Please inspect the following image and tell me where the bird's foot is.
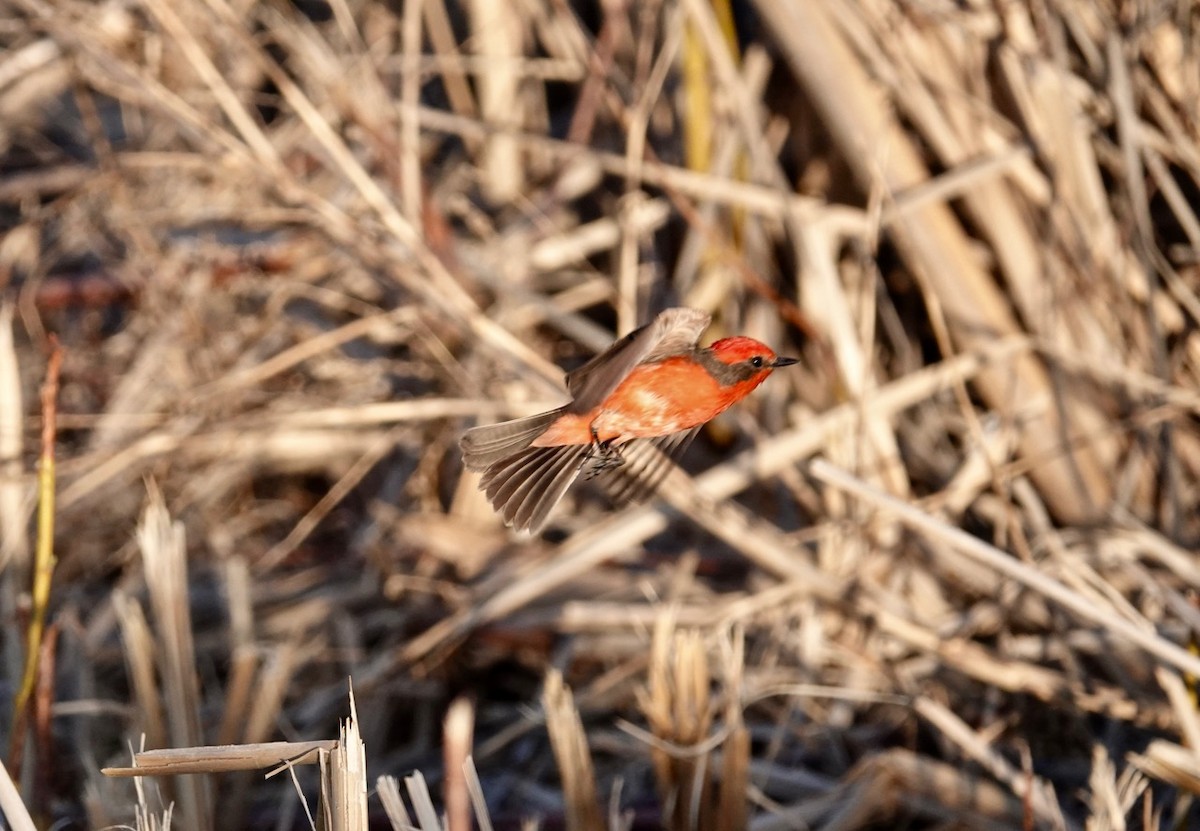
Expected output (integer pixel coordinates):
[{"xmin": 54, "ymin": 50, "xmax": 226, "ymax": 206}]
[{"xmin": 583, "ymin": 437, "xmax": 624, "ymax": 478}]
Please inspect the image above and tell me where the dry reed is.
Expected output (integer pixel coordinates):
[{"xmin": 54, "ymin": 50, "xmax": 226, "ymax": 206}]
[{"xmin": 0, "ymin": 0, "xmax": 1198, "ymax": 829}]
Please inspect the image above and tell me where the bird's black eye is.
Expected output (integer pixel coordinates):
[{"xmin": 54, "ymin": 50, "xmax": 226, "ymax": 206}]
[{"xmin": 750, "ymin": 356, "xmax": 765, "ymax": 368}]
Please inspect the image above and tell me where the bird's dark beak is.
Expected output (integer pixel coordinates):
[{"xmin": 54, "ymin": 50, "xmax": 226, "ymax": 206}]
[{"xmin": 771, "ymin": 356, "xmax": 798, "ymax": 368}]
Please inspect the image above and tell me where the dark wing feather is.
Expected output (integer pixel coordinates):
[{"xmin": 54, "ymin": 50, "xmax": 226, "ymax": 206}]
[
  {"xmin": 595, "ymin": 427, "xmax": 700, "ymax": 505},
  {"xmin": 565, "ymin": 308, "xmax": 710, "ymax": 414}
]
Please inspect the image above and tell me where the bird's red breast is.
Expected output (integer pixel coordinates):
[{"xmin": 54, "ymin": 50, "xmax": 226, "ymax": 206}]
[{"xmin": 531, "ymin": 353, "xmax": 774, "ymax": 447}]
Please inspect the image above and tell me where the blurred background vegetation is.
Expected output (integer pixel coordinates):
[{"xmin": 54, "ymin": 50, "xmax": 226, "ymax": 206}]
[{"xmin": 2, "ymin": 0, "xmax": 1200, "ymax": 828}]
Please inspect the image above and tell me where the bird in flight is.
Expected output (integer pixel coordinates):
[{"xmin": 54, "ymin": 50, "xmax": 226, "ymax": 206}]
[{"xmin": 461, "ymin": 307, "xmax": 796, "ymax": 532}]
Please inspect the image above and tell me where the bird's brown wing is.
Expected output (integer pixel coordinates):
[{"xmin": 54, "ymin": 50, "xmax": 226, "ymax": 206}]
[{"xmin": 565, "ymin": 307, "xmax": 711, "ymax": 414}]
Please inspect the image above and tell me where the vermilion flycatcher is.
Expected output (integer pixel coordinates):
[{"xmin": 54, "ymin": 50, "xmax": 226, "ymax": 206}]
[{"xmin": 461, "ymin": 307, "xmax": 796, "ymax": 531}]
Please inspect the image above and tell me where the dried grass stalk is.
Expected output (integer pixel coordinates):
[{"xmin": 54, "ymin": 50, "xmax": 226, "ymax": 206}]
[
  {"xmin": 442, "ymin": 696, "xmax": 474, "ymax": 831},
  {"xmin": 4, "ymin": 0, "xmax": 1200, "ymax": 827},
  {"xmin": 112, "ymin": 593, "xmax": 168, "ymax": 751},
  {"xmin": 376, "ymin": 774, "xmax": 413, "ymax": 830},
  {"xmin": 396, "ymin": 770, "xmax": 441, "ymax": 830},
  {"xmin": 715, "ymin": 629, "xmax": 748, "ymax": 831},
  {"xmin": 103, "ymin": 741, "xmax": 337, "ymax": 777},
  {"xmin": 753, "ymin": 0, "xmax": 1114, "ymax": 524},
  {"xmin": 543, "ymin": 670, "xmax": 604, "ymax": 831},
  {"xmin": 1128, "ymin": 740, "xmax": 1200, "ymax": 796},
  {"xmin": 467, "ymin": 0, "xmax": 526, "ymax": 202},
  {"xmin": 638, "ymin": 616, "xmax": 715, "ymax": 831},
  {"xmin": 1085, "ymin": 745, "xmax": 1150, "ymax": 831},
  {"xmin": 0, "ymin": 754, "xmax": 36, "ymax": 831},
  {"xmin": 0, "ymin": 301, "xmax": 28, "ymax": 572},
  {"xmin": 136, "ymin": 487, "xmax": 211, "ymax": 830}
]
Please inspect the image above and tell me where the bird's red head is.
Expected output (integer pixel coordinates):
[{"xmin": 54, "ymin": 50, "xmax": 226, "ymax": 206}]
[
  {"xmin": 711, "ymin": 336, "xmax": 798, "ymax": 368},
  {"xmin": 704, "ymin": 336, "xmax": 798, "ymax": 390},
  {"xmin": 709, "ymin": 336, "xmax": 780, "ymax": 365}
]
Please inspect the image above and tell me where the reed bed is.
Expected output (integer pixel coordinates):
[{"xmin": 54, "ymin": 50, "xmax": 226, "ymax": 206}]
[{"xmin": 1, "ymin": 0, "xmax": 1199, "ymax": 828}]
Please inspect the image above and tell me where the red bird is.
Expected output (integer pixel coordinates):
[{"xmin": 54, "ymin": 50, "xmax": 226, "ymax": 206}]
[{"xmin": 461, "ymin": 307, "xmax": 796, "ymax": 532}]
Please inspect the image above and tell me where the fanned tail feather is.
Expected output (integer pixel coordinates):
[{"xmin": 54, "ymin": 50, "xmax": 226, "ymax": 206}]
[
  {"xmin": 460, "ymin": 408, "xmax": 566, "ymax": 471},
  {"xmin": 463, "ymin": 415, "xmax": 698, "ymax": 532}
]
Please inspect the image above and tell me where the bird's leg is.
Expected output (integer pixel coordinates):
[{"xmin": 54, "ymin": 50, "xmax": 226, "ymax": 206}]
[{"xmin": 583, "ymin": 426, "xmax": 625, "ymax": 478}]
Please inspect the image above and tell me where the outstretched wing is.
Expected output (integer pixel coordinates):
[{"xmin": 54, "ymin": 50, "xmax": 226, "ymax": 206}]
[{"xmin": 565, "ymin": 307, "xmax": 710, "ymax": 414}]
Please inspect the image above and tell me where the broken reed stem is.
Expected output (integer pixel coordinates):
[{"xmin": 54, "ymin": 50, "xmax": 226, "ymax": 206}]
[
  {"xmin": 319, "ymin": 689, "xmax": 368, "ymax": 831},
  {"xmin": 543, "ymin": 671, "xmax": 604, "ymax": 831},
  {"xmin": 103, "ymin": 741, "xmax": 337, "ymax": 777},
  {"xmin": 0, "ymin": 301, "xmax": 25, "ymax": 574},
  {"xmin": 137, "ymin": 487, "xmax": 211, "ymax": 830},
  {"xmin": 716, "ymin": 627, "xmax": 748, "ymax": 831},
  {"xmin": 638, "ymin": 615, "xmax": 718, "ymax": 831},
  {"xmin": 8, "ymin": 337, "xmax": 62, "ymax": 776}
]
